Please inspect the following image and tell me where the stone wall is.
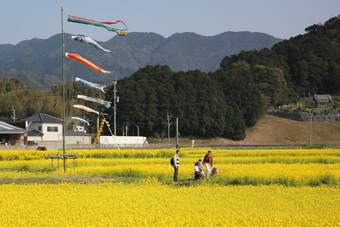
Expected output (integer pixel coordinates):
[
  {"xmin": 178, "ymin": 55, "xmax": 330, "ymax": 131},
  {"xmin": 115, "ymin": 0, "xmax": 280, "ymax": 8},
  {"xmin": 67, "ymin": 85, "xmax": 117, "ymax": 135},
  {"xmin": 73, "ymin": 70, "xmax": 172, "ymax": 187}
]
[{"xmin": 301, "ymin": 112, "xmax": 340, "ymax": 122}]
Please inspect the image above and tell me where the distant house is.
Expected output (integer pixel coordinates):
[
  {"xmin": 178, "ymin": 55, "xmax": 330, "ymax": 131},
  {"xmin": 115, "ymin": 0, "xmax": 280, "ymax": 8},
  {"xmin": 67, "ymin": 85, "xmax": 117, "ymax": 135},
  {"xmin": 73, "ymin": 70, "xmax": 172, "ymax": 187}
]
[
  {"xmin": 25, "ymin": 113, "xmax": 63, "ymax": 142},
  {"xmin": 66, "ymin": 131, "xmax": 91, "ymax": 145},
  {"xmin": 0, "ymin": 121, "xmax": 26, "ymax": 146},
  {"xmin": 314, "ymin": 95, "xmax": 332, "ymax": 108},
  {"xmin": 25, "ymin": 113, "xmax": 91, "ymax": 147}
]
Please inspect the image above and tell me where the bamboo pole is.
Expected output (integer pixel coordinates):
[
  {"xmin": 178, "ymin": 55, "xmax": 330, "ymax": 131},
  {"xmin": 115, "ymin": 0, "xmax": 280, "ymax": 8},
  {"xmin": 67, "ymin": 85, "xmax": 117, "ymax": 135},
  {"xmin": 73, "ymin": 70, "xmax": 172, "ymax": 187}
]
[{"xmin": 61, "ymin": 7, "xmax": 67, "ymax": 172}]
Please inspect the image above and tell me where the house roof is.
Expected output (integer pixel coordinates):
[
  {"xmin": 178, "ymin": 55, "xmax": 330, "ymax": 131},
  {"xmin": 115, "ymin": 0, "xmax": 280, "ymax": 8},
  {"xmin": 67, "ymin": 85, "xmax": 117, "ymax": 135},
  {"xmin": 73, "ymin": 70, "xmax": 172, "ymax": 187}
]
[
  {"xmin": 25, "ymin": 113, "xmax": 62, "ymax": 123},
  {"xmin": 65, "ymin": 131, "xmax": 91, "ymax": 136},
  {"xmin": 314, "ymin": 95, "xmax": 332, "ymax": 102},
  {"xmin": 0, "ymin": 121, "xmax": 26, "ymax": 134},
  {"xmin": 27, "ymin": 129, "xmax": 44, "ymax": 137}
]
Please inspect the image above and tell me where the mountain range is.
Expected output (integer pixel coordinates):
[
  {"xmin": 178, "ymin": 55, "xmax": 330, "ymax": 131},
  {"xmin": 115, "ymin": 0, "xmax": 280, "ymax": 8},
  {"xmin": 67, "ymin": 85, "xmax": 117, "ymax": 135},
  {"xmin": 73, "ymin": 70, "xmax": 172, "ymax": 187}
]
[{"xmin": 0, "ymin": 32, "xmax": 281, "ymax": 89}]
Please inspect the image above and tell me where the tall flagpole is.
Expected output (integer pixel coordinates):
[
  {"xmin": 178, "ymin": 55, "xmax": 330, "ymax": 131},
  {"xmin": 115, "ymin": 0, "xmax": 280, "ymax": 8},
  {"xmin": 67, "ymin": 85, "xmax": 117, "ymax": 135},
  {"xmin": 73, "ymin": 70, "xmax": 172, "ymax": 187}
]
[{"xmin": 61, "ymin": 7, "xmax": 67, "ymax": 172}]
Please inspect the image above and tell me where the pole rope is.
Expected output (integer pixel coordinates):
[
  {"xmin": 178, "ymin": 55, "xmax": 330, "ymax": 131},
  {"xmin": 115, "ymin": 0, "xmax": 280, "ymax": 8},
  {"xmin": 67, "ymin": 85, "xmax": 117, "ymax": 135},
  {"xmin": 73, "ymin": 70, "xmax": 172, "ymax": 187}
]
[{"xmin": 103, "ymin": 117, "xmax": 120, "ymax": 150}]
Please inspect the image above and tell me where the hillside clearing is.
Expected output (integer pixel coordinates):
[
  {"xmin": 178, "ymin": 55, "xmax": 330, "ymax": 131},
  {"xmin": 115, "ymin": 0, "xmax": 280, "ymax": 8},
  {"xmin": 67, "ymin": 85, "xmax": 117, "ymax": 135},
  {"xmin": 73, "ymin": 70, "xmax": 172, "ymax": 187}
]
[{"xmin": 171, "ymin": 114, "xmax": 340, "ymax": 147}]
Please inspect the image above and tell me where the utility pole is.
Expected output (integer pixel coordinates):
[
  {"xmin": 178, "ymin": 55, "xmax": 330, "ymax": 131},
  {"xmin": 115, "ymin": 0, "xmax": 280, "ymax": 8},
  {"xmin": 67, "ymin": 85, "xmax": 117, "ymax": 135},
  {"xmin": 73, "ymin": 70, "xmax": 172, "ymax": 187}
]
[
  {"xmin": 11, "ymin": 106, "xmax": 16, "ymax": 122},
  {"xmin": 83, "ymin": 111, "xmax": 86, "ymax": 128},
  {"xmin": 113, "ymin": 77, "xmax": 117, "ymax": 136},
  {"xmin": 136, "ymin": 125, "xmax": 139, "ymax": 137},
  {"xmin": 167, "ymin": 114, "xmax": 173, "ymax": 147},
  {"xmin": 97, "ymin": 116, "xmax": 99, "ymax": 146},
  {"xmin": 310, "ymin": 109, "xmax": 313, "ymax": 145}
]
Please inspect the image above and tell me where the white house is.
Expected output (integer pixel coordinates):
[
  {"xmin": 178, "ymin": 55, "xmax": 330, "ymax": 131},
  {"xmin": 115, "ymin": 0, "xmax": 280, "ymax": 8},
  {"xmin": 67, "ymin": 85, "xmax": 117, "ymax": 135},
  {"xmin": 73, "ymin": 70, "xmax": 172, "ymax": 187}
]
[
  {"xmin": 25, "ymin": 113, "xmax": 91, "ymax": 147},
  {"xmin": 25, "ymin": 113, "xmax": 63, "ymax": 142}
]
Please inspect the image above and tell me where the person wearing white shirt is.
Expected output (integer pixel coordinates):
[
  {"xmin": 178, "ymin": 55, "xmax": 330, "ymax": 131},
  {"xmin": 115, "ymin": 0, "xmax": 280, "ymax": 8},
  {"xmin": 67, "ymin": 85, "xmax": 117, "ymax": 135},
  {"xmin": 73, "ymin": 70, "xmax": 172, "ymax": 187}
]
[{"xmin": 173, "ymin": 150, "xmax": 180, "ymax": 182}]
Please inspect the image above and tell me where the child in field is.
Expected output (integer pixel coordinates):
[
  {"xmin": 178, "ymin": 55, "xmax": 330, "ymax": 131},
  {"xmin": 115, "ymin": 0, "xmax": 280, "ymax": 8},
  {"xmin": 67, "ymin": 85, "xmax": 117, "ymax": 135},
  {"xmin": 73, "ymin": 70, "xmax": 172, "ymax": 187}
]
[
  {"xmin": 194, "ymin": 162, "xmax": 200, "ymax": 180},
  {"xmin": 198, "ymin": 159, "xmax": 205, "ymax": 172}
]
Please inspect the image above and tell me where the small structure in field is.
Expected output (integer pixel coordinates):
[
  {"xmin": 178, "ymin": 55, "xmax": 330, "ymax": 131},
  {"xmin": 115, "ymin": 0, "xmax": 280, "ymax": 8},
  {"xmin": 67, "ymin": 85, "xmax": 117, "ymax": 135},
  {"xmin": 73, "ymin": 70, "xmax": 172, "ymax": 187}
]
[{"xmin": 314, "ymin": 95, "xmax": 332, "ymax": 108}]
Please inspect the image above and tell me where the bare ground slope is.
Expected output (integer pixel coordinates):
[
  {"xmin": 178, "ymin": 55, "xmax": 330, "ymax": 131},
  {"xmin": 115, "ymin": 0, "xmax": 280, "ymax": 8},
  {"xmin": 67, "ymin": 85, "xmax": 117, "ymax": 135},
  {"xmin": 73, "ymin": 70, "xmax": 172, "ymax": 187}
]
[{"xmin": 175, "ymin": 114, "xmax": 340, "ymax": 147}]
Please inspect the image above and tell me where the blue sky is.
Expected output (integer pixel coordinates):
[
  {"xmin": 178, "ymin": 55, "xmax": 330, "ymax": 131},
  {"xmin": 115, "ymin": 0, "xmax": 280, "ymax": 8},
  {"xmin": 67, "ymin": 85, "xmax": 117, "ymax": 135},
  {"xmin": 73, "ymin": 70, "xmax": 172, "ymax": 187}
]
[{"xmin": 1, "ymin": 0, "xmax": 340, "ymax": 45}]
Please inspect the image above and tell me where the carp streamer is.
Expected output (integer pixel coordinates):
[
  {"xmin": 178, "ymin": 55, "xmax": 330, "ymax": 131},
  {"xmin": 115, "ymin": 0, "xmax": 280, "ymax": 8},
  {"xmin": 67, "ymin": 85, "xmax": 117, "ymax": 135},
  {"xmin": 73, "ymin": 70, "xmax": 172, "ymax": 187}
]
[
  {"xmin": 68, "ymin": 15, "xmax": 128, "ymax": 36},
  {"xmin": 73, "ymin": 104, "xmax": 99, "ymax": 115},
  {"xmin": 65, "ymin": 52, "xmax": 110, "ymax": 74},
  {"xmin": 74, "ymin": 77, "xmax": 106, "ymax": 93},
  {"xmin": 77, "ymin": 94, "xmax": 111, "ymax": 108},
  {"xmin": 71, "ymin": 35, "xmax": 112, "ymax": 53},
  {"xmin": 71, "ymin": 116, "xmax": 90, "ymax": 125}
]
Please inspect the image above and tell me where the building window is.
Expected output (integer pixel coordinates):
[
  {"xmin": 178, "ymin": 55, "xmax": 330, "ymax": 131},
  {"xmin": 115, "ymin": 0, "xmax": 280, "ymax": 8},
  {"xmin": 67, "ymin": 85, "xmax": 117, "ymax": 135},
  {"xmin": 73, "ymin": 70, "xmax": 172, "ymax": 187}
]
[
  {"xmin": 47, "ymin": 127, "xmax": 58, "ymax": 132},
  {"xmin": 38, "ymin": 126, "xmax": 42, "ymax": 131}
]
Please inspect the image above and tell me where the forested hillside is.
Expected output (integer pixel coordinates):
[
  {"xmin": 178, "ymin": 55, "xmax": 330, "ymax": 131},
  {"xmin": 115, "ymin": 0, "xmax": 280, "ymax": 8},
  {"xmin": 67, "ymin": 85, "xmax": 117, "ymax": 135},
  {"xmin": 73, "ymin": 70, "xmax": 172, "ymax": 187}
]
[
  {"xmin": 0, "ymin": 78, "xmax": 105, "ymax": 134},
  {"xmin": 108, "ymin": 64, "xmax": 264, "ymax": 140},
  {"xmin": 221, "ymin": 15, "xmax": 340, "ymax": 98},
  {"xmin": 0, "ymin": 78, "xmax": 62, "ymax": 120}
]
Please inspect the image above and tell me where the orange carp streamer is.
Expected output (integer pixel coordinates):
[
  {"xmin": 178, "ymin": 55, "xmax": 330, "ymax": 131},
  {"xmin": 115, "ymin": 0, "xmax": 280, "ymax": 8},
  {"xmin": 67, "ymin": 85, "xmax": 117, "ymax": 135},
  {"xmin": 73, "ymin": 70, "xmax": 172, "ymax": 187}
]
[{"xmin": 65, "ymin": 52, "xmax": 110, "ymax": 74}]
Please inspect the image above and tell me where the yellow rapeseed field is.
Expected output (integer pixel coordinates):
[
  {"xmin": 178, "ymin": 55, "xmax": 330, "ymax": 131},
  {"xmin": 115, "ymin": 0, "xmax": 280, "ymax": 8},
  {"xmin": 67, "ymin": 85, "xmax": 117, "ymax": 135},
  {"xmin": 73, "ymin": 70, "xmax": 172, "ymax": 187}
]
[
  {"xmin": 0, "ymin": 178, "xmax": 339, "ymax": 226},
  {"xmin": 0, "ymin": 148, "xmax": 340, "ymax": 226},
  {"xmin": 1, "ymin": 148, "xmax": 340, "ymax": 186}
]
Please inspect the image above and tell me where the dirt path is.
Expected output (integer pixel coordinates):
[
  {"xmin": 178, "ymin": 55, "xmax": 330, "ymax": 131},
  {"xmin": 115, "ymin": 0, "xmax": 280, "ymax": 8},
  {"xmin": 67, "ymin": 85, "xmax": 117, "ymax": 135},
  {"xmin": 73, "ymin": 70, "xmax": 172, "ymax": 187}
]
[{"xmin": 0, "ymin": 177, "xmax": 143, "ymax": 185}]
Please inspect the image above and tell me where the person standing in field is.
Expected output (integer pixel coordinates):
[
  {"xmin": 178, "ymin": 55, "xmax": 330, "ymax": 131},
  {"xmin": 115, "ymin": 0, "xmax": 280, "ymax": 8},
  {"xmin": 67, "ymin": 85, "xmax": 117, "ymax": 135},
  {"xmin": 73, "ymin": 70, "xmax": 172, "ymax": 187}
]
[
  {"xmin": 203, "ymin": 151, "xmax": 213, "ymax": 178},
  {"xmin": 173, "ymin": 150, "xmax": 180, "ymax": 182}
]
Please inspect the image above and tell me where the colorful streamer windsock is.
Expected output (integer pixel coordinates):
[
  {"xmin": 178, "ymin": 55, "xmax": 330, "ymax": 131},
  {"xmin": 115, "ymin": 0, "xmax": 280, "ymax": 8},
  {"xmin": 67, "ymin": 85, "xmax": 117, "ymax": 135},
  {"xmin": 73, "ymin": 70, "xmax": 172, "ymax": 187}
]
[
  {"xmin": 77, "ymin": 94, "xmax": 111, "ymax": 108},
  {"xmin": 71, "ymin": 116, "xmax": 90, "ymax": 125},
  {"xmin": 65, "ymin": 52, "xmax": 110, "ymax": 74},
  {"xmin": 73, "ymin": 104, "xmax": 99, "ymax": 115},
  {"xmin": 74, "ymin": 77, "xmax": 106, "ymax": 93},
  {"xmin": 71, "ymin": 35, "xmax": 112, "ymax": 53},
  {"xmin": 68, "ymin": 15, "xmax": 128, "ymax": 36},
  {"xmin": 92, "ymin": 118, "xmax": 105, "ymax": 149}
]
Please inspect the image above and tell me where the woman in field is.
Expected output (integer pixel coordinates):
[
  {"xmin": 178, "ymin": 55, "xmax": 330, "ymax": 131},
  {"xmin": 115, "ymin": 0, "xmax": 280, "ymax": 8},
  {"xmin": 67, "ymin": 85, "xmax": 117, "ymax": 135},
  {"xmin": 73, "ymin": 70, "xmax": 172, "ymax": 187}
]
[{"xmin": 203, "ymin": 151, "xmax": 213, "ymax": 178}]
